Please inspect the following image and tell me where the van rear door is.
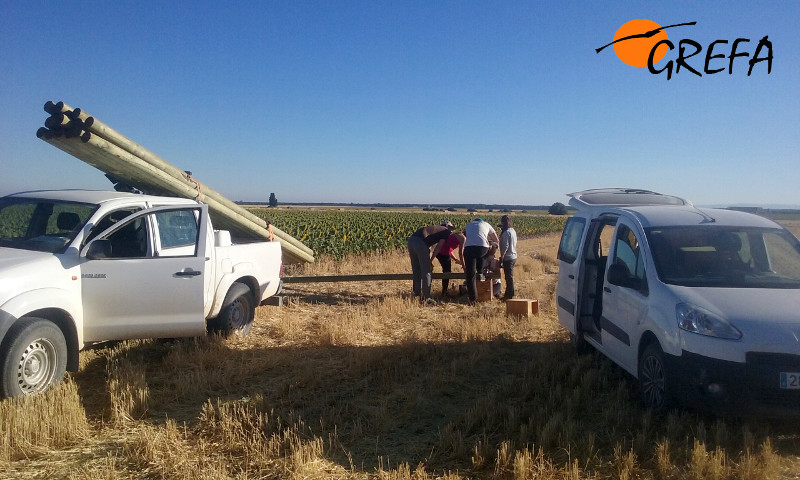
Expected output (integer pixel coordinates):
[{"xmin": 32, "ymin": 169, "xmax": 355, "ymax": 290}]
[{"xmin": 556, "ymin": 216, "xmax": 587, "ymax": 333}]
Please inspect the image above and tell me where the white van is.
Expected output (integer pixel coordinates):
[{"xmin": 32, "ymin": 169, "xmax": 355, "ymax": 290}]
[{"xmin": 556, "ymin": 188, "xmax": 800, "ymax": 416}]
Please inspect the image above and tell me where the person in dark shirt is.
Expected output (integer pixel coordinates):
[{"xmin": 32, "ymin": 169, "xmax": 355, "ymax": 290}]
[{"xmin": 407, "ymin": 221, "xmax": 454, "ymax": 302}]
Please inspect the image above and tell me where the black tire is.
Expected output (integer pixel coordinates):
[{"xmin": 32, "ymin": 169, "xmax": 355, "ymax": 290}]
[
  {"xmin": 0, "ymin": 317, "xmax": 67, "ymax": 398},
  {"xmin": 638, "ymin": 342, "xmax": 673, "ymax": 414},
  {"xmin": 212, "ymin": 283, "xmax": 255, "ymax": 337}
]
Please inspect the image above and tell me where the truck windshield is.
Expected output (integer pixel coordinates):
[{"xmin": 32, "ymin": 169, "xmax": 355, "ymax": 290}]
[
  {"xmin": 646, "ymin": 226, "xmax": 800, "ymax": 288},
  {"xmin": 0, "ymin": 197, "xmax": 98, "ymax": 254}
]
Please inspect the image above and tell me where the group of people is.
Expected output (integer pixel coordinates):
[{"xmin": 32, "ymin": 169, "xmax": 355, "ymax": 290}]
[{"xmin": 407, "ymin": 215, "xmax": 517, "ymax": 305}]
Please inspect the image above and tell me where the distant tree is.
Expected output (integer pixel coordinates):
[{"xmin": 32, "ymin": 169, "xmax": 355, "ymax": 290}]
[
  {"xmin": 268, "ymin": 192, "xmax": 278, "ymax": 207},
  {"xmin": 548, "ymin": 202, "xmax": 567, "ymax": 215}
]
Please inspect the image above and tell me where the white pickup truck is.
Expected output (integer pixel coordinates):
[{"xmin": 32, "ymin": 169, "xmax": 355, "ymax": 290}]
[{"xmin": 0, "ymin": 189, "xmax": 282, "ymax": 398}]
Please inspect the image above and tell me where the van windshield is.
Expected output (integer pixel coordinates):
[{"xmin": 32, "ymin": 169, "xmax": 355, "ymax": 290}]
[
  {"xmin": 645, "ymin": 226, "xmax": 800, "ymax": 288},
  {"xmin": 0, "ymin": 197, "xmax": 97, "ymax": 254}
]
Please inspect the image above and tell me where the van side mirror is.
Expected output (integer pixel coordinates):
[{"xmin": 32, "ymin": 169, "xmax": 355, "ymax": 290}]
[
  {"xmin": 608, "ymin": 263, "xmax": 643, "ymax": 291},
  {"xmin": 86, "ymin": 239, "xmax": 112, "ymax": 259}
]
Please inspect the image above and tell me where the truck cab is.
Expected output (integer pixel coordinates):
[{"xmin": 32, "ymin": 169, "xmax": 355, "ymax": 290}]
[
  {"xmin": 556, "ymin": 188, "xmax": 800, "ymax": 416},
  {"xmin": 0, "ymin": 190, "xmax": 282, "ymax": 398}
]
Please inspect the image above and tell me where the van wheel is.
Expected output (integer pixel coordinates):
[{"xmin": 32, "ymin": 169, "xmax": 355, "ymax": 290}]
[
  {"xmin": 213, "ymin": 283, "xmax": 255, "ymax": 337},
  {"xmin": 0, "ymin": 318, "xmax": 67, "ymax": 398},
  {"xmin": 639, "ymin": 343, "xmax": 673, "ymax": 414}
]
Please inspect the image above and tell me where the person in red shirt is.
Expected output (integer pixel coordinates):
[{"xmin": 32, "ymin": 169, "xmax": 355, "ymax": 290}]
[{"xmin": 435, "ymin": 231, "xmax": 465, "ymax": 296}]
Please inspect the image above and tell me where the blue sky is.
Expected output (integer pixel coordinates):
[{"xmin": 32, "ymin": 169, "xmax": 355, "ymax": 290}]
[{"xmin": 2, "ymin": 1, "xmax": 798, "ymax": 206}]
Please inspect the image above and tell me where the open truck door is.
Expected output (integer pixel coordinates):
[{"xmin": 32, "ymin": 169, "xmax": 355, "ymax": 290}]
[{"xmin": 79, "ymin": 204, "xmax": 209, "ymax": 342}]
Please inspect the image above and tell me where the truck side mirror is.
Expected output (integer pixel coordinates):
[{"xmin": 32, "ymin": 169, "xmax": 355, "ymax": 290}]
[{"xmin": 86, "ymin": 239, "xmax": 112, "ymax": 259}]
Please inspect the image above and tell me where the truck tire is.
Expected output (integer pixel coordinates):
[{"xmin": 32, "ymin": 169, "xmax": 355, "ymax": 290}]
[
  {"xmin": 213, "ymin": 283, "xmax": 255, "ymax": 337},
  {"xmin": 638, "ymin": 342, "xmax": 673, "ymax": 414},
  {"xmin": 0, "ymin": 317, "xmax": 67, "ymax": 398}
]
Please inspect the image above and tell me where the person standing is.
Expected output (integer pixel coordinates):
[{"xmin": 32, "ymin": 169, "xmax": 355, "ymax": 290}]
[
  {"xmin": 499, "ymin": 215, "xmax": 518, "ymax": 300},
  {"xmin": 407, "ymin": 221, "xmax": 454, "ymax": 301},
  {"xmin": 435, "ymin": 231, "xmax": 465, "ymax": 296},
  {"xmin": 463, "ymin": 217, "xmax": 499, "ymax": 304}
]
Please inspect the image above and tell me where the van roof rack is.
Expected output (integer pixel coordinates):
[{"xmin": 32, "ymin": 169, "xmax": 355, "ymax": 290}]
[{"xmin": 567, "ymin": 188, "xmax": 691, "ymax": 209}]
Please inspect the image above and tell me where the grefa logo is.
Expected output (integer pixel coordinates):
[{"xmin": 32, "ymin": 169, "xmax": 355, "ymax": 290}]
[{"xmin": 596, "ymin": 19, "xmax": 773, "ymax": 80}]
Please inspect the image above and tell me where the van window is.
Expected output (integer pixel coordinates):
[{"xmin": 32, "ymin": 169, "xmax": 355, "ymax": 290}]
[
  {"xmin": 558, "ymin": 217, "xmax": 586, "ymax": 264},
  {"xmin": 646, "ymin": 227, "xmax": 800, "ymax": 288},
  {"xmin": 613, "ymin": 225, "xmax": 646, "ymax": 284}
]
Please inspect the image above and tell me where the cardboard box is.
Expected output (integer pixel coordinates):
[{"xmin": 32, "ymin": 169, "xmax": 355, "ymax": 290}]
[
  {"xmin": 506, "ymin": 299, "xmax": 539, "ymax": 317},
  {"xmin": 476, "ymin": 279, "xmax": 493, "ymax": 302}
]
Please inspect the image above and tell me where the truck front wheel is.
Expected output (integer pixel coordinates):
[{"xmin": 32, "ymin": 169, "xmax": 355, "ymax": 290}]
[
  {"xmin": 212, "ymin": 283, "xmax": 255, "ymax": 337},
  {"xmin": 0, "ymin": 317, "xmax": 67, "ymax": 398}
]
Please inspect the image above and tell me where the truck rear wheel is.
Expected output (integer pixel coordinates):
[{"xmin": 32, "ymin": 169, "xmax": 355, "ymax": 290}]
[
  {"xmin": 213, "ymin": 283, "xmax": 255, "ymax": 337},
  {"xmin": 0, "ymin": 317, "xmax": 67, "ymax": 398}
]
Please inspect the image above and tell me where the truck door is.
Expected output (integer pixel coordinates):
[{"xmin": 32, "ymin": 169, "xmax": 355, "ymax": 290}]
[
  {"xmin": 79, "ymin": 204, "xmax": 209, "ymax": 342},
  {"xmin": 600, "ymin": 219, "xmax": 650, "ymax": 374}
]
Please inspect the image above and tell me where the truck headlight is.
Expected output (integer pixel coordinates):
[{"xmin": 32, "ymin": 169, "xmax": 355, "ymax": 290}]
[{"xmin": 676, "ymin": 303, "xmax": 742, "ymax": 340}]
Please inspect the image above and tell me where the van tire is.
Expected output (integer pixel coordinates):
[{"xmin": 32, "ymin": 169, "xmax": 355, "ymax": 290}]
[
  {"xmin": 0, "ymin": 318, "xmax": 67, "ymax": 398},
  {"xmin": 638, "ymin": 343, "xmax": 673, "ymax": 414},
  {"xmin": 213, "ymin": 283, "xmax": 255, "ymax": 337}
]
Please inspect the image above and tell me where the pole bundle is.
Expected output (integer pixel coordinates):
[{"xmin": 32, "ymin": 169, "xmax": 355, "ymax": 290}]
[{"xmin": 37, "ymin": 101, "xmax": 314, "ymax": 264}]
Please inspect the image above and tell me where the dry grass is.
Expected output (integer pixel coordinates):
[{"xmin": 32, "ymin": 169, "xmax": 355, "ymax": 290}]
[
  {"xmin": 0, "ymin": 379, "xmax": 89, "ymax": 463},
  {"xmin": 2, "ymin": 233, "xmax": 800, "ymax": 479},
  {"xmin": 779, "ymin": 219, "xmax": 800, "ymax": 238}
]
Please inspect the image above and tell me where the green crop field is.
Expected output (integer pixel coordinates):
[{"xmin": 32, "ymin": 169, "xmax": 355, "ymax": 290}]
[{"xmin": 248, "ymin": 209, "xmax": 568, "ymax": 258}]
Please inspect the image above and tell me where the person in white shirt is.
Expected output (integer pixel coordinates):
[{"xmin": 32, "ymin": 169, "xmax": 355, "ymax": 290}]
[
  {"xmin": 499, "ymin": 215, "xmax": 518, "ymax": 300},
  {"xmin": 463, "ymin": 217, "xmax": 499, "ymax": 304}
]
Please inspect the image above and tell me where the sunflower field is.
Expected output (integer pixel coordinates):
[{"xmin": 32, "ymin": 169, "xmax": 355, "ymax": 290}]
[{"xmin": 248, "ymin": 209, "xmax": 567, "ymax": 259}]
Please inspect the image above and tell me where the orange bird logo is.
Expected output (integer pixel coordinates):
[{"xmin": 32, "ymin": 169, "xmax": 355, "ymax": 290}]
[{"xmin": 596, "ymin": 19, "xmax": 697, "ymax": 67}]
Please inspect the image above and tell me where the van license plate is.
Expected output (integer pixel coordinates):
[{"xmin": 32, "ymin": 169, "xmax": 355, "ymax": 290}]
[{"xmin": 780, "ymin": 372, "xmax": 800, "ymax": 389}]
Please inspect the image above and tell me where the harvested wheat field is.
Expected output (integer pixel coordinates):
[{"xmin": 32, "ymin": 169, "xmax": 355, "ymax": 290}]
[{"xmin": 2, "ymin": 232, "xmax": 800, "ymax": 479}]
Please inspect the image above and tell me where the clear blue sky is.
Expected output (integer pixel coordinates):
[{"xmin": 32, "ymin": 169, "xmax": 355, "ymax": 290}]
[{"xmin": 2, "ymin": 1, "xmax": 798, "ymax": 206}]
